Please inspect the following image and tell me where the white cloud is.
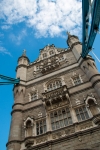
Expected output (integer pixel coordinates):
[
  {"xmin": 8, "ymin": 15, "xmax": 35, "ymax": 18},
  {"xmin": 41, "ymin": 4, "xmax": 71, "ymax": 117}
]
[
  {"xmin": 0, "ymin": 45, "xmax": 12, "ymax": 56},
  {"xmin": 9, "ymin": 29, "xmax": 27, "ymax": 45},
  {"xmin": 0, "ymin": 0, "xmax": 82, "ymax": 38},
  {"xmin": 1, "ymin": 25, "xmax": 11, "ymax": 30},
  {"xmin": 0, "ymin": 32, "xmax": 12, "ymax": 56}
]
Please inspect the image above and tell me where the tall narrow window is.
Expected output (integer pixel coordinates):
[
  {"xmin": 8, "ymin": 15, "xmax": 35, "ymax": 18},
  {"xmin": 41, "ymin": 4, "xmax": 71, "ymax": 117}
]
[
  {"xmin": 31, "ymin": 92, "xmax": 37, "ymax": 101},
  {"xmin": 26, "ymin": 120, "xmax": 32, "ymax": 137},
  {"xmin": 36, "ymin": 119, "xmax": 47, "ymax": 135},
  {"xmin": 75, "ymin": 106, "xmax": 89, "ymax": 122},
  {"xmin": 36, "ymin": 65, "xmax": 40, "ymax": 71},
  {"xmin": 50, "ymin": 107, "xmax": 72, "ymax": 131}
]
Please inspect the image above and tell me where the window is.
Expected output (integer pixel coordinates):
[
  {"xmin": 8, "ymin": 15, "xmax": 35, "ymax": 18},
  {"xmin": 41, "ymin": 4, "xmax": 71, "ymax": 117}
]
[
  {"xmin": 75, "ymin": 106, "xmax": 89, "ymax": 122},
  {"xmin": 49, "ymin": 50, "xmax": 54, "ymax": 56},
  {"xmin": 31, "ymin": 92, "xmax": 37, "ymax": 101},
  {"xmin": 73, "ymin": 77, "xmax": 81, "ymax": 85},
  {"xmin": 36, "ymin": 119, "xmax": 47, "ymax": 135},
  {"xmin": 59, "ymin": 55, "xmax": 64, "ymax": 61},
  {"xmin": 43, "ymin": 53, "xmax": 47, "ymax": 58},
  {"xmin": 50, "ymin": 108, "xmax": 72, "ymax": 131},
  {"xmin": 26, "ymin": 120, "xmax": 32, "ymax": 137},
  {"xmin": 47, "ymin": 80, "xmax": 62, "ymax": 91},
  {"xmin": 36, "ymin": 65, "xmax": 40, "ymax": 71}
]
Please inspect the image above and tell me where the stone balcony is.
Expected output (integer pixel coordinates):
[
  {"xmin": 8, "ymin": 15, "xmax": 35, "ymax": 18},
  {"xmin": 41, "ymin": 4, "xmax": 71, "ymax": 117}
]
[
  {"xmin": 40, "ymin": 58, "xmax": 60, "ymax": 74},
  {"xmin": 42, "ymin": 85, "xmax": 70, "ymax": 106}
]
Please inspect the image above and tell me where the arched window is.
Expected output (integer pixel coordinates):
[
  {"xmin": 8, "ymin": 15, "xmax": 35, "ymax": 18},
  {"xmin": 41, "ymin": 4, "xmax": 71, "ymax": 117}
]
[
  {"xmin": 26, "ymin": 120, "xmax": 32, "ymax": 137},
  {"xmin": 31, "ymin": 92, "xmax": 38, "ymax": 101},
  {"xmin": 47, "ymin": 80, "xmax": 62, "ymax": 91},
  {"xmin": 88, "ymin": 99, "xmax": 99, "ymax": 116}
]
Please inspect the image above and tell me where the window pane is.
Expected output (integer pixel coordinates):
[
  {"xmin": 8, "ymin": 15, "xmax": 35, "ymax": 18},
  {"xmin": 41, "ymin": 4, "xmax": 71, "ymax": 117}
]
[
  {"xmin": 50, "ymin": 113, "xmax": 53, "ymax": 117},
  {"xmin": 60, "ymin": 120, "xmax": 64, "ymax": 128},
  {"xmin": 40, "ymin": 126, "xmax": 43, "ymax": 134},
  {"xmin": 40, "ymin": 121, "xmax": 43, "ymax": 126},
  {"xmin": 64, "ymin": 119, "xmax": 68, "ymax": 126},
  {"xmin": 51, "ymin": 117, "xmax": 54, "ymax": 123},
  {"xmin": 36, "ymin": 122, "xmax": 39, "ymax": 127},
  {"xmin": 81, "ymin": 113, "xmax": 85, "ymax": 120},
  {"xmin": 62, "ymin": 109, "xmax": 66, "ymax": 114},
  {"xmin": 52, "ymin": 123, "xmax": 55, "ymax": 130},
  {"xmin": 68, "ymin": 117, "xmax": 72, "ymax": 124},
  {"xmin": 85, "ymin": 112, "xmax": 89, "ymax": 119},
  {"xmin": 44, "ymin": 125, "xmax": 46, "ymax": 133},
  {"xmin": 75, "ymin": 109, "xmax": 79, "ymax": 114},
  {"xmin": 77, "ymin": 114, "xmax": 81, "ymax": 121},
  {"xmin": 43, "ymin": 120, "xmax": 46, "ymax": 125},
  {"xmin": 63, "ymin": 113, "xmax": 66, "ymax": 119},
  {"xmin": 67, "ymin": 112, "xmax": 71, "ymax": 117},
  {"xmin": 54, "ymin": 112, "xmax": 57, "ymax": 117},
  {"xmin": 37, "ymin": 128, "xmax": 39, "ymax": 135},
  {"xmin": 66, "ymin": 108, "xmax": 69, "ymax": 112},
  {"xmin": 56, "ymin": 121, "xmax": 59, "ymax": 129},
  {"xmin": 59, "ymin": 114, "xmax": 63, "ymax": 120},
  {"xmin": 83, "ymin": 106, "xmax": 87, "ymax": 112},
  {"xmin": 79, "ymin": 108, "xmax": 82, "ymax": 112}
]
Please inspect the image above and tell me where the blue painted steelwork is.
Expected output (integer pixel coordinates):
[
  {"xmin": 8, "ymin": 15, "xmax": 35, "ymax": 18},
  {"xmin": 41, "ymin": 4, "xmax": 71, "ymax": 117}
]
[
  {"xmin": 82, "ymin": 0, "xmax": 100, "ymax": 58},
  {"xmin": 0, "ymin": 74, "xmax": 20, "ymax": 85}
]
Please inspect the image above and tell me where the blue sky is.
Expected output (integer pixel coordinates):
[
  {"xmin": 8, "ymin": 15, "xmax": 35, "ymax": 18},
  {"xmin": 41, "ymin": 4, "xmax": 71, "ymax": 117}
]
[{"xmin": 0, "ymin": 0, "xmax": 100, "ymax": 149}]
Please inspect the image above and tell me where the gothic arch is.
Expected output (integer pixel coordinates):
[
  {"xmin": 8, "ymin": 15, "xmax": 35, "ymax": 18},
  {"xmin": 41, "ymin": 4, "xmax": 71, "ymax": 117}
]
[
  {"xmin": 24, "ymin": 117, "xmax": 34, "ymax": 137},
  {"xmin": 45, "ymin": 78, "xmax": 63, "ymax": 91},
  {"xmin": 85, "ymin": 96, "xmax": 99, "ymax": 116},
  {"xmin": 85, "ymin": 96, "xmax": 97, "ymax": 107}
]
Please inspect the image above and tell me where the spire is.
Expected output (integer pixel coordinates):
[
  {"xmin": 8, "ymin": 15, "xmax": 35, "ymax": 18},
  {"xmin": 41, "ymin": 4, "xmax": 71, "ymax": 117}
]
[
  {"xmin": 67, "ymin": 31, "xmax": 71, "ymax": 37},
  {"xmin": 22, "ymin": 49, "xmax": 26, "ymax": 56}
]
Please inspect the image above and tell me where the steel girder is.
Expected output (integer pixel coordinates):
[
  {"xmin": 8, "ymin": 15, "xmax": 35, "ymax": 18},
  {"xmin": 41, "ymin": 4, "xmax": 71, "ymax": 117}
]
[
  {"xmin": 82, "ymin": 0, "xmax": 100, "ymax": 58},
  {"xmin": 0, "ymin": 74, "xmax": 20, "ymax": 85}
]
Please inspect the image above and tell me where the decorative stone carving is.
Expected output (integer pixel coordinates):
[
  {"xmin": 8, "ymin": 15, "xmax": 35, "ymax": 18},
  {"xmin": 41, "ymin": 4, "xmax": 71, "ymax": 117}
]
[
  {"xmin": 25, "ymin": 139, "xmax": 34, "ymax": 148},
  {"xmin": 75, "ymin": 99, "xmax": 81, "ymax": 105},
  {"xmin": 38, "ymin": 112, "xmax": 42, "ymax": 118},
  {"xmin": 79, "ymin": 121, "xmax": 93, "ymax": 130},
  {"xmin": 84, "ymin": 95, "xmax": 97, "ymax": 107},
  {"xmin": 52, "ymin": 127, "xmax": 75, "ymax": 140},
  {"xmin": 92, "ymin": 113, "xmax": 100, "ymax": 125},
  {"xmin": 36, "ymin": 136, "xmax": 47, "ymax": 144}
]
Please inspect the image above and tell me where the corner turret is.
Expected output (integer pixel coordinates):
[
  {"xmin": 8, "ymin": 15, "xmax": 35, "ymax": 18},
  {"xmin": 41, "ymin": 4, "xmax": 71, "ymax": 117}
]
[
  {"xmin": 67, "ymin": 32, "xmax": 82, "ymax": 60},
  {"xmin": 16, "ymin": 50, "xmax": 30, "ymax": 81}
]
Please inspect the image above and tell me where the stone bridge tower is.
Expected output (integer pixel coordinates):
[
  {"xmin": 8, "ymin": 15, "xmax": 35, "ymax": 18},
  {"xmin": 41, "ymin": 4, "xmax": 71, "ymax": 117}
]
[{"xmin": 7, "ymin": 34, "xmax": 100, "ymax": 150}]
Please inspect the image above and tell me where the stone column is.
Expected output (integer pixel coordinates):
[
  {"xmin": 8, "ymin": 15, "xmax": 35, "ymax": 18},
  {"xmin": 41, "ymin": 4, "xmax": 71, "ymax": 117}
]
[
  {"xmin": 70, "ymin": 107, "xmax": 78, "ymax": 123},
  {"xmin": 46, "ymin": 113, "xmax": 51, "ymax": 131}
]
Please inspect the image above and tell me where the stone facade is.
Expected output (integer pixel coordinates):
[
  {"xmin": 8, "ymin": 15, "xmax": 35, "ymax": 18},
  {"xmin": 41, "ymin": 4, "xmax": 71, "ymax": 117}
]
[{"xmin": 7, "ymin": 33, "xmax": 100, "ymax": 150}]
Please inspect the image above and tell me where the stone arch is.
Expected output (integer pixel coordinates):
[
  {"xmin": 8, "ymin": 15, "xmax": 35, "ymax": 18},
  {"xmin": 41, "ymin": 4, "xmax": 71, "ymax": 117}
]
[
  {"xmin": 24, "ymin": 117, "xmax": 34, "ymax": 137},
  {"xmin": 85, "ymin": 96, "xmax": 99, "ymax": 116},
  {"xmin": 45, "ymin": 77, "xmax": 63, "ymax": 91}
]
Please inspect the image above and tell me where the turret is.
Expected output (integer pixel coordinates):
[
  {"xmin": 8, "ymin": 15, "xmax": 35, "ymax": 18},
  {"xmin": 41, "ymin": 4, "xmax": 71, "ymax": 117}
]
[
  {"xmin": 7, "ymin": 50, "xmax": 29, "ymax": 150},
  {"xmin": 67, "ymin": 32, "xmax": 100, "ymax": 98},
  {"xmin": 16, "ymin": 50, "xmax": 30, "ymax": 81},
  {"xmin": 67, "ymin": 32, "xmax": 82, "ymax": 60}
]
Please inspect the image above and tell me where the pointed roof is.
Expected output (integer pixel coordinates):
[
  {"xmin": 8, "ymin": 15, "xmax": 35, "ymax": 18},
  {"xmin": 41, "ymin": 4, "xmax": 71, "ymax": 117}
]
[
  {"xmin": 66, "ymin": 31, "xmax": 79, "ymax": 46},
  {"xmin": 18, "ymin": 49, "xmax": 30, "ymax": 62}
]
